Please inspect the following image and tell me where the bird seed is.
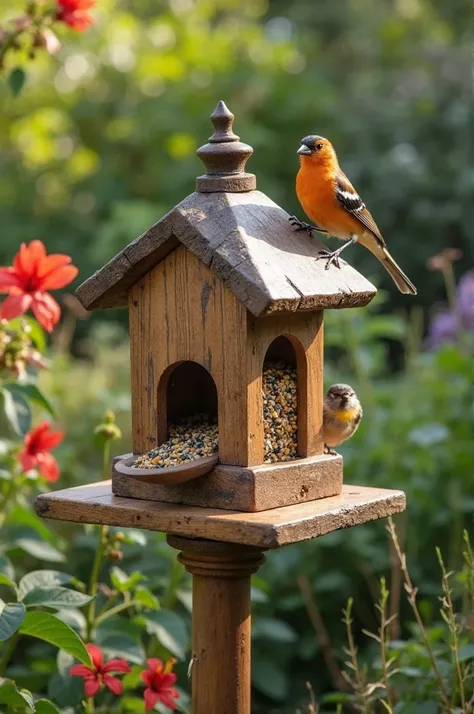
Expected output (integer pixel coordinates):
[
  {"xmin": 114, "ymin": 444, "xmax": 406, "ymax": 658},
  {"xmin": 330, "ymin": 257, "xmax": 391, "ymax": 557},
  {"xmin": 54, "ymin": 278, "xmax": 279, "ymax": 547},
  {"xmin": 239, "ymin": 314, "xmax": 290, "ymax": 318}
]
[{"xmin": 131, "ymin": 363, "xmax": 298, "ymax": 469}]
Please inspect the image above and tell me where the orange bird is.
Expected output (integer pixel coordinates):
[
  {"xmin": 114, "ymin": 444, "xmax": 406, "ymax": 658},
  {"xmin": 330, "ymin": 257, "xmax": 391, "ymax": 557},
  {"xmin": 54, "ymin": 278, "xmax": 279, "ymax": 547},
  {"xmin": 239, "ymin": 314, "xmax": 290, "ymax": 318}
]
[{"xmin": 290, "ymin": 135, "xmax": 417, "ymax": 295}]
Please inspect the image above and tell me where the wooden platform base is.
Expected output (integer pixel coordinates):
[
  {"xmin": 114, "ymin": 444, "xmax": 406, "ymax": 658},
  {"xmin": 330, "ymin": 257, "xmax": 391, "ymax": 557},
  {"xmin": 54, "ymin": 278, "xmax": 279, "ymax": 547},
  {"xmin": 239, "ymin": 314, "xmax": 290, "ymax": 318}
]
[
  {"xmin": 36, "ymin": 482, "xmax": 406, "ymax": 549},
  {"xmin": 111, "ymin": 453, "xmax": 343, "ymax": 512}
]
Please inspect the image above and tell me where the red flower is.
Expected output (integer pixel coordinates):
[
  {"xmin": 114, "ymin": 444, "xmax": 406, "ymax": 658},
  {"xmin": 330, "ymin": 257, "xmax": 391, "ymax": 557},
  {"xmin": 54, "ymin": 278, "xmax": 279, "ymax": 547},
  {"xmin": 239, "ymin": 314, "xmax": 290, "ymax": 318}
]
[
  {"xmin": 0, "ymin": 240, "xmax": 78, "ymax": 332},
  {"xmin": 19, "ymin": 422, "xmax": 64, "ymax": 482},
  {"xmin": 56, "ymin": 0, "xmax": 95, "ymax": 31},
  {"xmin": 141, "ymin": 658, "xmax": 180, "ymax": 712},
  {"xmin": 70, "ymin": 644, "xmax": 131, "ymax": 698}
]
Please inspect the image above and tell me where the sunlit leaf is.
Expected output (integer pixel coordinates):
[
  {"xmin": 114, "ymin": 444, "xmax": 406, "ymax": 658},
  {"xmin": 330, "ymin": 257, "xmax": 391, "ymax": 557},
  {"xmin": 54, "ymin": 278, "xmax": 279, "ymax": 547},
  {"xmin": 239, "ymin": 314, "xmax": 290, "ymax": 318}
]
[
  {"xmin": 0, "ymin": 679, "xmax": 34, "ymax": 710},
  {"xmin": 23, "ymin": 586, "xmax": 93, "ymax": 610},
  {"xmin": 4, "ymin": 383, "xmax": 56, "ymax": 419},
  {"xmin": 20, "ymin": 611, "xmax": 91, "ymax": 665},
  {"xmin": 18, "ymin": 570, "xmax": 77, "ymax": 600},
  {"xmin": 0, "ymin": 387, "xmax": 31, "ymax": 436}
]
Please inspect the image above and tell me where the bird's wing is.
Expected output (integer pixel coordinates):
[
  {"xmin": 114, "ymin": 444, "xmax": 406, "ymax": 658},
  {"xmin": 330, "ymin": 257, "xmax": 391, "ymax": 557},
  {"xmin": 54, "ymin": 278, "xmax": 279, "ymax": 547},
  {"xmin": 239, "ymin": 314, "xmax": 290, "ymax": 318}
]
[{"xmin": 335, "ymin": 169, "xmax": 386, "ymax": 246}]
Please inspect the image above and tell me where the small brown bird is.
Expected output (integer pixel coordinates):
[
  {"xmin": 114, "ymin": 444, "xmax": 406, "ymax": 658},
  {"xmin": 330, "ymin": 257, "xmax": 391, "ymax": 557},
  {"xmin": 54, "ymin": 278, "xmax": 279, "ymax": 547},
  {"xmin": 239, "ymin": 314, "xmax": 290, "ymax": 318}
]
[
  {"xmin": 323, "ymin": 384, "xmax": 363, "ymax": 455},
  {"xmin": 290, "ymin": 134, "xmax": 417, "ymax": 295}
]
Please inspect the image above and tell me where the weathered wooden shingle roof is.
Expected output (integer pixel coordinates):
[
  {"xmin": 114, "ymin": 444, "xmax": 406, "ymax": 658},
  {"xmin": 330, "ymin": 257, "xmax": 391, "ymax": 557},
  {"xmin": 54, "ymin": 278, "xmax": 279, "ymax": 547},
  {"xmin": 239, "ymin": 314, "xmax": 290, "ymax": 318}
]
[
  {"xmin": 77, "ymin": 191, "xmax": 376, "ymax": 317},
  {"xmin": 76, "ymin": 189, "xmax": 376, "ymax": 317}
]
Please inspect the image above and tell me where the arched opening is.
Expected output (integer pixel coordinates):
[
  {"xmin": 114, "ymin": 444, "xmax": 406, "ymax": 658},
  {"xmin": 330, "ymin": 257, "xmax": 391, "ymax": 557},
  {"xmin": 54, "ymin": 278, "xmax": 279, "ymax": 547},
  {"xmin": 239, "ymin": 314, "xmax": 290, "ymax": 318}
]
[
  {"xmin": 263, "ymin": 336, "xmax": 306, "ymax": 463},
  {"xmin": 155, "ymin": 361, "xmax": 218, "ymax": 464}
]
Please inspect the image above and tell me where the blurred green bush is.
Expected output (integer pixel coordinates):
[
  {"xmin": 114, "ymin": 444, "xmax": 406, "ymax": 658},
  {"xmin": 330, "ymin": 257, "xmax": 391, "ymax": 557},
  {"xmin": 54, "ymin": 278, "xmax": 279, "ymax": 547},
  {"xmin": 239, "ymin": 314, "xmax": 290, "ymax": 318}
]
[
  {"xmin": 1, "ymin": 0, "xmax": 472, "ymax": 710},
  {"xmin": 0, "ymin": 0, "xmax": 472, "ymax": 317},
  {"xmin": 33, "ymin": 288, "xmax": 473, "ymax": 712}
]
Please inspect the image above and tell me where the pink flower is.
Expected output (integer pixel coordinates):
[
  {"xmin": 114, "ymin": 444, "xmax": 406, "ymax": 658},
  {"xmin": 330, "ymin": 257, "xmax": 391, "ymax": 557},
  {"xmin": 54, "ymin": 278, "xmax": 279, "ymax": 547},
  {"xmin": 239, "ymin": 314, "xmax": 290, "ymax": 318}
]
[
  {"xmin": 70, "ymin": 644, "xmax": 131, "ymax": 698},
  {"xmin": 141, "ymin": 658, "xmax": 180, "ymax": 711},
  {"xmin": 19, "ymin": 422, "xmax": 64, "ymax": 482},
  {"xmin": 0, "ymin": 240, "xmax": 78, "ymax": 332},
  {"xmin": 56, "ymin": 0, "xmax": 95, "ymax": 31}
]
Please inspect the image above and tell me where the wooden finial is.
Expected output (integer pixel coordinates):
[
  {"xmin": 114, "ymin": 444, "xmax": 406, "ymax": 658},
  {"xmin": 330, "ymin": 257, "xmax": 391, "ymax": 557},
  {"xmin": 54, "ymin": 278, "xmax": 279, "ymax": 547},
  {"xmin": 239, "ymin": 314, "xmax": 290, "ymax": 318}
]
[{"xmin": 196, "ymin": 101, "xmax": 256, "ymax": 193}]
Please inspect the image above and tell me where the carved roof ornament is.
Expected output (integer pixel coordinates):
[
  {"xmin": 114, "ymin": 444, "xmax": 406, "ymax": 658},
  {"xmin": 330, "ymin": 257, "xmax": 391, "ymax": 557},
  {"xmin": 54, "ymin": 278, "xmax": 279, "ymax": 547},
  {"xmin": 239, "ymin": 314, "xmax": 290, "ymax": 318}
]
[{"xmin": 196, "ymin": 101, "xmax": 256, "ymax": 192}]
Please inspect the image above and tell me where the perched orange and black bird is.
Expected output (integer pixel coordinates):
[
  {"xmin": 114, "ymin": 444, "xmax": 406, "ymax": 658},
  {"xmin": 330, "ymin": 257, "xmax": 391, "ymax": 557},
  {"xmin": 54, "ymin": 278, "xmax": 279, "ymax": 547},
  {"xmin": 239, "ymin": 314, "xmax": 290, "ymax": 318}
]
[{"xmin": 290, "ymin": 135, "xmax": 417, "ymax": 295}]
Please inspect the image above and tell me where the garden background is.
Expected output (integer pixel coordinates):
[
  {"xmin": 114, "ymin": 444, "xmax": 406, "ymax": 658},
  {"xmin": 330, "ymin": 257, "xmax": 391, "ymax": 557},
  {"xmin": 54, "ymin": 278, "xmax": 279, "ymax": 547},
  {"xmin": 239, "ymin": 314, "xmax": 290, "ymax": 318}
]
[{"xmin": 0, "ymin": 0, "xmax": 472, "ymax": 712}]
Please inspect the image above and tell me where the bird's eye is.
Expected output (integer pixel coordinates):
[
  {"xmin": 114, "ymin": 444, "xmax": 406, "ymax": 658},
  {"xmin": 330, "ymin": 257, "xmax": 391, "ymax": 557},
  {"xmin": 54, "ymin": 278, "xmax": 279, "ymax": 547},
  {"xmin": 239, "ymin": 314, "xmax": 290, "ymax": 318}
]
[{"xmin": 316, "ymin": 143, "xmax": 324, "ymax": 150}]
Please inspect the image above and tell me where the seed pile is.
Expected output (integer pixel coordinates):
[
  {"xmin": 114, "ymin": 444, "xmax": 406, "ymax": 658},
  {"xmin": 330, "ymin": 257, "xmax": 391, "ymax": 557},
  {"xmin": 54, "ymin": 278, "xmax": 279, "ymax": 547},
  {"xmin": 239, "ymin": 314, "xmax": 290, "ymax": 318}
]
[
  {"xmin": 263, "ymin": 362, "xmax": 298, "ymax": 463},
  {"xmin": 131, "ymin": 363, "xmax": 298, "ymax": 469},
  {"xmin": 132, "ymin": 415, "xmax": 218, "ymax": 469}
]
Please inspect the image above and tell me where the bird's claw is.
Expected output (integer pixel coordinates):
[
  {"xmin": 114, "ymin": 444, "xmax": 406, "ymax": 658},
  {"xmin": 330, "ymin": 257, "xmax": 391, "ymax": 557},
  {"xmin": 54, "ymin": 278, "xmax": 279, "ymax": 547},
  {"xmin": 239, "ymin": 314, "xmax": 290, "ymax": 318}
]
[
  {"xmin": 316, "ymin": 249, "xmax": 342, "ymax": 270},
  {"xmin": 288, "ymin": 216, "xmax": 327, "ymax": 236},
  {"xmin": 324, "ymin": 445, "xmax": 338, "ymax": 456}
]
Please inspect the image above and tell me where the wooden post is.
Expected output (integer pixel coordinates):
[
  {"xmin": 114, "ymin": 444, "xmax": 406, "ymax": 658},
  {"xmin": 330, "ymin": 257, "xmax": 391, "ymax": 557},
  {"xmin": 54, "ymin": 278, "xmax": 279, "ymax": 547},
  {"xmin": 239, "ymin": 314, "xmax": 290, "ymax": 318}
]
[{"xmin": 167, "ymin": 536, "xmax": 265, "ymax": 714}]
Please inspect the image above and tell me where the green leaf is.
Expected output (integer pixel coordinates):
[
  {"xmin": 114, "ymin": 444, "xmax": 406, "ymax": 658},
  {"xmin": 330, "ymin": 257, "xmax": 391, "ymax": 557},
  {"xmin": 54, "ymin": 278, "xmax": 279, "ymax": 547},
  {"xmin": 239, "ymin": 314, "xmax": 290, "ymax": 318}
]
[
  {"xmin": 18, "ymin": 570, "xmax": 77, "ymax": 599},
  {"xmin": 252, "ymin": 617, "xmax": 297, "ymax": 643},
  {"xmin": 35, "ymin": 700, "xmax": 61, "ymax": 714},
  {"xmin": 459, "ymin": 643, "xmax": 474, "ymax": 661},
  {"xmin": 252, "ymin": 658, "xmax": 288, "ymax": 701},
  {"xmin": 6, "ymin": 507, "xmax": 61, "ymax": 544},
  {"xmin": 55, "ymin": 608, "xmax": 86, "ymax": 635},
  {"xmin": 0, "ymin": 574, "xmax": 17, "ymax": 591},
  {"xmin": 7, "ymin": 316, "xmax": 46, "ymax": 353},
  {"xmin": 0, "ymin": 679, "xmax": 35, "ymax": 710},
  {"xmin": 20, "ymin": 611, "xmax": 91, "ymax": 665},
  {"xmin": 134, "ymin": 586, "xmax": 159, "ymax": 610},
  {"xmin": 96, "ymin": 617, "xmax": 144, "ymax": 664},
  {"xmin": 0, "ymin": 556, "xmax": 15, "ymax": 583},
  {"xmin": 4, "ymin": 383, "xmax": 56, "ymax": 419},
  {"xmin": 0, "ymin": 601, "xmax": 26, "ymax": 641},
  {"xmin": 144, "ymin": 610, "xmax": 189, "ymax": 660},
  {"xmin": 110, "ymin": 567, "xmax": 146, "ymax": 593},
  {"xmin": 8, "ymin": 67, "xmax": 26, "ymax": 97},
  {"xmin": 48, "ymin": 672, "xmax": 85, "ymax": 709},
  {"xmin": 23, "ymin": 586, "xmax": 93, "ymax": 610},
  {"xmin": 14, "ymin": 538, "xmax": 66, "ymax": 563},
  {"xmin": 0, "ymin": 387, "xmax": 31, "ymax": 436}
]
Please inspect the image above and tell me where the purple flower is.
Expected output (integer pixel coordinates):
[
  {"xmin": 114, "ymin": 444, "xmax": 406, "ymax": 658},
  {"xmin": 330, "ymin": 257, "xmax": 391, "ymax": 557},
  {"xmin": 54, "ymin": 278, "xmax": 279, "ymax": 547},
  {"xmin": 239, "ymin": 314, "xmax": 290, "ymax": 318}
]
[
  {"xmin": 426, "ymin": 270, "xmax": 474, "ymax": 349},
  {"xmin": 457, "ymin": 271, "xmax": 474, "ymax": 328},
  {"xmin": 426, "ymin": 310, "xmax": 458, "ymax": 349}
]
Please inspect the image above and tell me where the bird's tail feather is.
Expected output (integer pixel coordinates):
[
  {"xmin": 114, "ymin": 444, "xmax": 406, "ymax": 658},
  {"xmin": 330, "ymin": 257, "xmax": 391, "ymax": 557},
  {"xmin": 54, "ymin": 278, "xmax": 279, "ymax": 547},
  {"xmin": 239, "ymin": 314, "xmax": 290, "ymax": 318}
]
[
  {"xmin": 379, "ymin": 248, "xmax": 417, "ymax": 295},
  {"xmin": 361, "ymin": 235, "xmax": 417, "ymax": 295}
]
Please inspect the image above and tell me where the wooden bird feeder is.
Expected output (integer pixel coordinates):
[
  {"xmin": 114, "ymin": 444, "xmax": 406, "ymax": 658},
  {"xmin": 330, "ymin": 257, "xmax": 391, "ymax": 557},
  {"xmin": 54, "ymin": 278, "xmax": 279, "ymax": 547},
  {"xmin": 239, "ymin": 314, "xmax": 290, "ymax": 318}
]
[
  {"xmin": 72, "ymin": 100, "xmax": 378, "ymax": 513},
  {"xmin": 36, "ymin": 101, "xmax": 406, "ymax": 714}
]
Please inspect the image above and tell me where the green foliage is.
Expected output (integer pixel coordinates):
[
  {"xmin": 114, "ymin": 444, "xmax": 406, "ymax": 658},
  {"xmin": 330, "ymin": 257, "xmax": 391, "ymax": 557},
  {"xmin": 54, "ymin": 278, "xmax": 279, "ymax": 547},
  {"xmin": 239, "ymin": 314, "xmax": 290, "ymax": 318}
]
[{"xmin": 0, "ymin": 0, "xmax": 471, "ymax": 315}]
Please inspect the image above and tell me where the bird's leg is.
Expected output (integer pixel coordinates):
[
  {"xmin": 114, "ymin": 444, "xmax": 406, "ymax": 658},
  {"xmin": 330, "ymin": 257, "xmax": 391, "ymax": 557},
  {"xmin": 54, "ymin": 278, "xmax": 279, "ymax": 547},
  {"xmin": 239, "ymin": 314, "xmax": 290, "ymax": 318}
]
[
  {"xmin": 316, "ymin": 235, "xmax": 357, "ymax": 270},
  {"xmin": 288, "ymin": 215, "xmax": 328, "ymax": 236},
  {"xmin": 324, "ymin": 445, "xmax": 338, "ymax": 456}
]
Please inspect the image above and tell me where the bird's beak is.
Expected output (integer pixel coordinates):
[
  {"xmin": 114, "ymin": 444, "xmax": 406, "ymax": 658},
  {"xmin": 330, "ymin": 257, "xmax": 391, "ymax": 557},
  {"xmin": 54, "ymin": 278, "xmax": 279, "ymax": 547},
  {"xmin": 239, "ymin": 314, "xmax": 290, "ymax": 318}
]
[{"xmin": 297, "ymin": 144, "xmax": 312, "ymax": 155}]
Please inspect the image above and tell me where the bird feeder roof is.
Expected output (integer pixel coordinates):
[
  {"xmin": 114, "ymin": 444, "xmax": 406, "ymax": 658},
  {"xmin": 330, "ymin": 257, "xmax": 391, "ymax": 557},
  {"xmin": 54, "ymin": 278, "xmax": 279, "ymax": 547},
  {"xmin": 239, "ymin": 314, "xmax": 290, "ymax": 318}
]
[{"xmin": 76, "ymin": 102, "xmax": 376, "ymax": 317}]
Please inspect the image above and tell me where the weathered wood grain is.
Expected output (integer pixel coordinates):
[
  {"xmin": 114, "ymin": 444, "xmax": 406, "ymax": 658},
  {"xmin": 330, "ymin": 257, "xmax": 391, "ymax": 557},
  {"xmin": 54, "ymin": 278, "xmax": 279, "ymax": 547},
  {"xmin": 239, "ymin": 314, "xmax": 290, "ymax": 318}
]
[
  {"xmin": 128, "ymin": 245, "xmax": 325, "ymax": 472},
  {"xmin": 247, "ymin": 312, "xmax": 324, "ymax": 461},
  {"xmin": 112, "ymin": 453, "xmax": 342, "ymax": 512},
  {"xmin": 129, "ymin": 246, "xmax": 249, "ymax": 463},
  {"xmin": 167, "ymin": 535, "xmax": 264, "ymax": 714},
  {"xmin": 36, "ymin": 482, "xmax": 406, "ymax": 549},
  {"xmin": 76, "ymin": 190, "xmax": 376, "ymax": 316}
]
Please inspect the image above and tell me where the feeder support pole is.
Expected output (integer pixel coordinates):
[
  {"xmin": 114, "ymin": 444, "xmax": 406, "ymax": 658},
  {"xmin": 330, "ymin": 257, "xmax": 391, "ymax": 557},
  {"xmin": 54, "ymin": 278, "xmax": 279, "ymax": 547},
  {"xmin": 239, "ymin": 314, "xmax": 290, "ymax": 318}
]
[{"xmin": 167, "ymin": 536, "xmax": 265, "ymax": 714}]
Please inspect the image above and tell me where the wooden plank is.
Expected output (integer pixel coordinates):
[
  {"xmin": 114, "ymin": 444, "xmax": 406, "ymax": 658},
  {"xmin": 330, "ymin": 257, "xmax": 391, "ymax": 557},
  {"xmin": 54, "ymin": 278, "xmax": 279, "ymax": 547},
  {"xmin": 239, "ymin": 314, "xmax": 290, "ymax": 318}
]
[
  {"xmin": 36, "ymin": 483, "xmax": 406, "ymax": 549},
  {"xmin": 112, "ymin": 453, "xmax": 342, "ymax": 512},
  {"xmin": 129, "ymin": 246, "xmax": 250, "ymax": 464},
  {"xmin": 246, "ymin": 311, "xmax": 324, "ymax": 463},
  {"xmin": 76, "ymin": 190, "xmax": 376, "ymax": 315}
]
